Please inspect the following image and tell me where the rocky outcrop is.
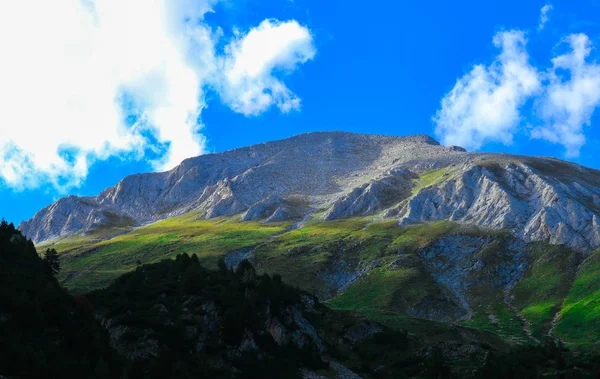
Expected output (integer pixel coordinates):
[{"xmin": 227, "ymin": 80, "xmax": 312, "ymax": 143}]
[
  {"xmin": 19, "ymin": 132, "xmax": 600, "ymax": 253},
  {"xmin": 317, "ymin": 259, "xmax": 383, "ymax": 299},
  {"xmin": 393, "ymin": 161, "xmax": 600, "ymax": 252},
  {"xmin": 323, "ymin": 173, "xmax": 415, "ymax": 220},
  {"xmin": 415, "ymin": 235, "xmax": 528, "ymax": 322},
  {"xmin": 19, "ymin": 195, "xmax": 137, "ymax": 243}
]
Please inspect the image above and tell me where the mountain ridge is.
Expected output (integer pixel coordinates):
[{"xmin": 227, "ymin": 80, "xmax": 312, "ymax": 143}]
[{"xmin": 20, "ymin": 131, "xmax": 600, "ymax": 254}]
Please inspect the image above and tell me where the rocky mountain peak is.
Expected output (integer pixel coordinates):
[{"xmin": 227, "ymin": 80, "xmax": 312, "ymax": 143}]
[{"xmin": 18, "ymin": 132, "xmax": 600, "ymax": 253}]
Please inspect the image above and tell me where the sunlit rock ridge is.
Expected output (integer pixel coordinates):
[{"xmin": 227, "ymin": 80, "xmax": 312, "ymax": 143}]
[{"xmin": 20, "ymin": 131, "xmax": 600, "ymax": 252}]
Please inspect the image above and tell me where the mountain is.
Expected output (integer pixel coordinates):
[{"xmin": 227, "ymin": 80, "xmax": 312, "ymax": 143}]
[
  {"xmin": 19, "ymin": 131, "xmax": 600, "ymax": 354},
  {"xmin": 20, "ymin": 132, "xmax": 600, "ymax": 254}
]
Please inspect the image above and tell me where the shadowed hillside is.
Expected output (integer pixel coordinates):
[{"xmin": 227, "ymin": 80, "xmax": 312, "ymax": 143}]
[
  {"xmin": 5, "ymin": 218, "xmax": 600, "ymax": 377},
  {"xmin": 0, "ymin": 220, "xmax": 120, "ymax": 378}
]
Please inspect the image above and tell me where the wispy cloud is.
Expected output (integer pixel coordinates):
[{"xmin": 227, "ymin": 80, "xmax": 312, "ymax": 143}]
[
  {"xmin": 538, "ymin": 4, "xmax": 554, "ymax": 31},
  {"xmin": 0, "ymin": 1, "xmax": 315, "ymax": 191},
  {"xmin": 532, "ymin": 34, "xmax": 600, "ymax": 156},
  {"xmin": 433, "ymin": 31, "xmax": 541, "ymax": 150}
]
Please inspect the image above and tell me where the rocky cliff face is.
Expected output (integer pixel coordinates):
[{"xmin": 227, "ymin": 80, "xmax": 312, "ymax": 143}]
[
  {"xmin": 20, "ymin": 132, "xmax": 600, "ymax": 253},
  {"xmin": 390, "ymin": 159, "xmax": 600, "ymax": 252}
]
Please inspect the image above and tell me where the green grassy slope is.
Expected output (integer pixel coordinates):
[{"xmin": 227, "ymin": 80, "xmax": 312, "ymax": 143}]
[
  {"xmin": 42, "ymin": 213, "xmax": 600, "ymax": 349},
  {"xmin": 511, "ymin": 244, "xmax": 577, "ymax": 337},
  {"xmin": 553, "ymin": 250, "xmax": 600, "ymax": 347},
  {"xmin": 45, "ymin": 214, "xmax": 288, "ymax": 293}
]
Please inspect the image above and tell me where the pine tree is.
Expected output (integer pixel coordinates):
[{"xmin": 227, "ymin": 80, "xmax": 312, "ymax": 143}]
[{"xmin": 43, "ymin": 248, "xmax": 61, "ymax": 276}]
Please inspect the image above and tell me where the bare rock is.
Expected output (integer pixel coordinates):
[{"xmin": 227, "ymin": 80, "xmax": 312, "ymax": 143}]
[{"xmin": 19, "ymin": 132, "xmax": 600, "ymax": 254}]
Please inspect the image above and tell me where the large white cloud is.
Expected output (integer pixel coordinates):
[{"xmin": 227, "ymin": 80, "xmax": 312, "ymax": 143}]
[
  {"xmin": 0, "ymin": 0, "xmax": 315, "ymax": 190},
  {"xmin": 433, "ymin": 31, "xmax": 541, "ymax": 150},
  {"xmin": 532, "ymin": 34, "xmax": 600, "ymax": 157}
]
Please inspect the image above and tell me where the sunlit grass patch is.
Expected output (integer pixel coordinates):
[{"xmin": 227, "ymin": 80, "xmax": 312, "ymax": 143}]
[
  {"xmin": 464, "ymin": 301, "xmax": 529, "ymax": 341},
  {"xmin": 511, "ymin": 243, "xmax": 576, "ymax": 337},
  {"xmin": 554, "ymin": 250, "xmax": 600, "ymax": 347},
  {"xmin": 410, "ymin": 168, "xmax": 453, "ymax": 197},
  {"xmin": 326, "ymin": 267, "xmax": 427, "ymax": 313},
  {"xmin": 51, "ymin": 214, "xmax": 288, "ymax": 293}
]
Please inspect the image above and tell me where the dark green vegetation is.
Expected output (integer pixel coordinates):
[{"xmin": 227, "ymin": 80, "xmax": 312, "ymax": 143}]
[
  {"xmin": 90, "ymin": 255, "xmax": 331, "ymax": 378},
  {"xmin": 0, "ymin": 219, "xmax": 456, "ymax": 378},
  {"xmin": 0, "ymin": 220, "xmax": 120, "ymax": 378},
  {"xmin": 43, "ymin": 247, "xmax": 61, "ymax": 276},
  {"xmin": 6, "ymin": 216, "xmax": 600, "ymax": 377},
  {"xmin": 89, "ymin": 255, "xmax": 455, "ymax": 378},
  {"xmin": 73, "ymin": 253, "xmax": 600, "ymax": 378},
  {"xmin": 477, "ymin": 341, "xmax": 600, "ymax": 378}
]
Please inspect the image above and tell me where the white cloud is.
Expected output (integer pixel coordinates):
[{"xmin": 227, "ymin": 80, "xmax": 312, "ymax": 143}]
[
  {"xmin": 538, "ymin": 4, "xmax": 553, "ymax": 31},
  {"xmin": 0, "ymin": 1, "xmax": 315, "ymax": 191},
  {"xmin": 532, "ymin": 34, "xmax": 600, "ymax": 156},
  {"xmin": 218, "ymin": 20, "xmax": 316, "ymax": 116},
  {"xmin": 433, "ymin": 31, "xmax": 541, "ymax": 150},
  {"xmin": 434, "ymin": 27, "xmax": 600, "ymax": 157}
]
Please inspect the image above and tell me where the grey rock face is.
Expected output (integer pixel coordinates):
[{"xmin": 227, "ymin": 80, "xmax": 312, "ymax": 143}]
[
  {"xmin": 394, "ymin": 160, "xmax": 600, "ymax": 252},
  {"xmin": 323, "ymin": 173, "xmax": 416, "ymax": 220},
  {"xmin": 416, "ymin": 235, "xmax": 528, "ymax": 322},
  {"xmin": 19, "ymin": 132, "xmax": 600, "ymax": 253},
  {"xmin": 317, "ymin": 259, "xmax": 383, "ymax": 300}
]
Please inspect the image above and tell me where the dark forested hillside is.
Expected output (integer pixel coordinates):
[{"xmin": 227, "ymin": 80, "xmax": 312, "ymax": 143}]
[
  {"xmin": 0, "ymin": 220, "xmax": 120, "ymax": 378},
  {"xmin": 88, "ymin": 255, "xmax": 449, "ymax": 378},
  {"xmin": 0, "ymin": 219, "xmax": 444, "ymax": 378},
  {"xmin": 4, "ymin": 218, "xmax": 600, "ymax": 378}
]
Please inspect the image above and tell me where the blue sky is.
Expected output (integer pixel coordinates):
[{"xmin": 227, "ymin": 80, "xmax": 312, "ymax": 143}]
[{"xmin": 1, "ymin": 0, "xmax": 600, "ymax": 224}]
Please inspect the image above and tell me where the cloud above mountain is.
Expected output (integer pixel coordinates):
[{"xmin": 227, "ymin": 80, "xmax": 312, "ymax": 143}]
[
  {"xmin": 532, "ymin": 34, "xmax": 600, "ymax": 157},
  {"xmin": 0, "ymin": 0, "xmax": 315, "ymax": 191},
  {"xmin": 433, "ymin": 31, "xmax": 541, "ymax": 150},
  {"xmin": 434, "ymin": 5, "xmax": 600, "ymax": 156},
  {"xmin": 219, "ymin": 19, "xmax": 316, "ymax": 116}
]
